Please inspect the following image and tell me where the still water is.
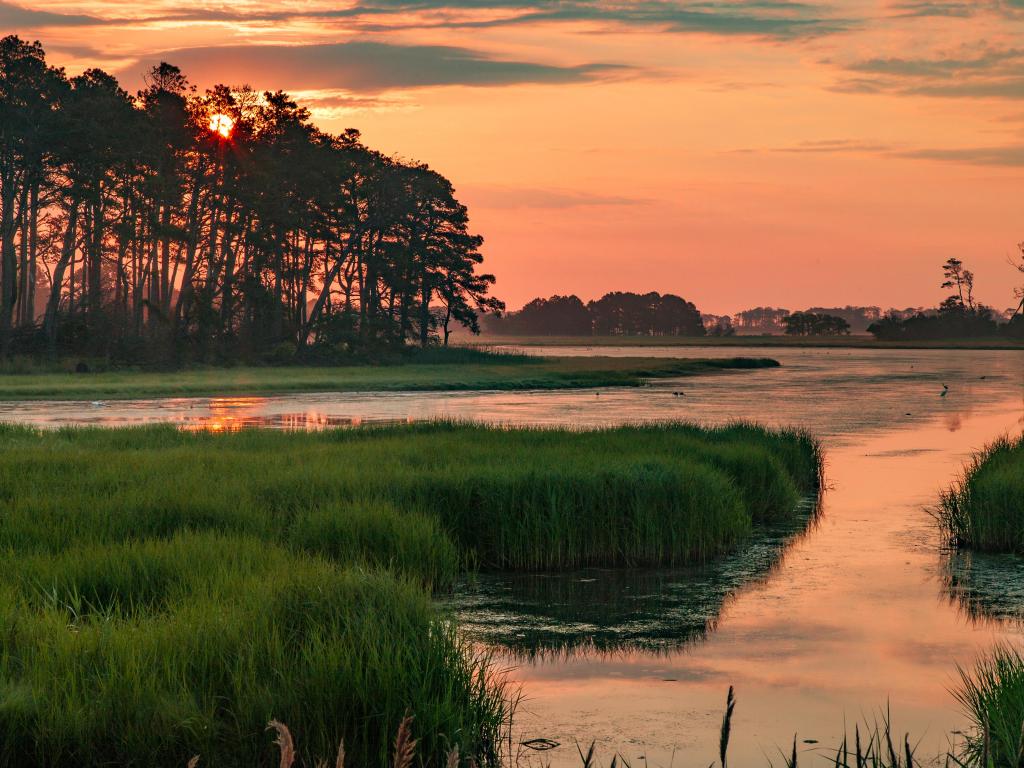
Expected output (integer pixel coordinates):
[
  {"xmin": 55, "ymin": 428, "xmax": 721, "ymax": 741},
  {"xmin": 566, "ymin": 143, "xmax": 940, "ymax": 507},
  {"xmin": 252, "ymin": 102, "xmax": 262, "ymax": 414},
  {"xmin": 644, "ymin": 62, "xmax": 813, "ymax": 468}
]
[{"xmin": 4, "ymin": 347, "xmax": 1024, "ymax": 764}]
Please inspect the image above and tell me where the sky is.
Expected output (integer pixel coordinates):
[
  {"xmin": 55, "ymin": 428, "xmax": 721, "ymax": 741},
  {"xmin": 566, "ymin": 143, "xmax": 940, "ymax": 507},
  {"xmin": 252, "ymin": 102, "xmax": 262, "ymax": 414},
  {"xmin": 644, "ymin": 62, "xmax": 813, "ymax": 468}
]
[{"xmin": 3, "ymin": 0, "xmax": 1023, "ymax": 314}]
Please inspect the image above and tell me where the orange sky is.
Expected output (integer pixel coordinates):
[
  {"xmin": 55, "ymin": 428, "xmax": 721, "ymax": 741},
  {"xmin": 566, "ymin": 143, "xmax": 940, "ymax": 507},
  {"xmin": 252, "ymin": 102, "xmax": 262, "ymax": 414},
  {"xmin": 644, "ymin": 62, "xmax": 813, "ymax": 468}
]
[{"xmin": 3, "ymin": 0, "xmax": 1023, "ymax": 314}]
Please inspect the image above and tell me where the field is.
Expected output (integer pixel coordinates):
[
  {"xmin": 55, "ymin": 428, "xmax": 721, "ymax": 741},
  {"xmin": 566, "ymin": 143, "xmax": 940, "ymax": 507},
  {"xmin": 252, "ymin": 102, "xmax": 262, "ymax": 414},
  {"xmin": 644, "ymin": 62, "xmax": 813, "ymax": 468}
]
[
  {"xmin": 0, "ymin": 352, "xmax": 779, "ymax": 401},
  {"xmin": 0, "ymin": 422, "xmax": 820, "ymax": 767},
  {"xmin": 938, "ymin": 434, "xmax": 1024, "ymax": 553}
]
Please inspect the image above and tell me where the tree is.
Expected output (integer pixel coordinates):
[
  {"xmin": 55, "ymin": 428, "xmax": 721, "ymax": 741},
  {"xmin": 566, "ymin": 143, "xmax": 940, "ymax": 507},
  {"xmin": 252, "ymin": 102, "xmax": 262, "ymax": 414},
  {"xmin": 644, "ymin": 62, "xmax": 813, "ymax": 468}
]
[
  {"xmin": 941, "ymin": 257, "xmax": 975, "ymax": 313},
  {"xmin": 784, "ymin": 311, "xmax": 850, "ymax": 336},
  {"xmin": 0, "ymin": 38, "xmax": 503, "ymax": 361},
  {"xmin": 1009, "ymin": 241, "xmax": 1024, "ymax": 318}
]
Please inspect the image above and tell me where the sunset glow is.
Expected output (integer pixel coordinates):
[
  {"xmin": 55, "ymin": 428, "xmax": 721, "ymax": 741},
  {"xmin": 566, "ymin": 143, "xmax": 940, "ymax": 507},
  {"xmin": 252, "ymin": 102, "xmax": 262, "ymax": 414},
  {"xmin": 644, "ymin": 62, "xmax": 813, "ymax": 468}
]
[{"xmin": 4, "ymin": 0, "xmax": 1023, "ymax": 312}]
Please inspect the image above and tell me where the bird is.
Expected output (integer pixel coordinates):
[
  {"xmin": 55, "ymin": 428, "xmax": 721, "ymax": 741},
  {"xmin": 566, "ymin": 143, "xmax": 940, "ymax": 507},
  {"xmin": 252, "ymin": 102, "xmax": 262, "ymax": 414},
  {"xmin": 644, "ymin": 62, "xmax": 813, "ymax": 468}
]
[
  {"xmin": 940, "ymin": 384, "xmax": 949, "ymax": 397},
  {"xmin": 90, "ymin": 401, "xmax": 105, "ymax": 407}
]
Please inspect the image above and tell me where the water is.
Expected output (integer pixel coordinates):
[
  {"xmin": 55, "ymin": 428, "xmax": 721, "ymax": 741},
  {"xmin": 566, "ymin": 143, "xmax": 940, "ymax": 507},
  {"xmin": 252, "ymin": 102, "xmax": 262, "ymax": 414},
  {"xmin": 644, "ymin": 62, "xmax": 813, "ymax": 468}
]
[{"xmin": 4, "ymin": 346, "xmax": 1024, "ymax": 764}]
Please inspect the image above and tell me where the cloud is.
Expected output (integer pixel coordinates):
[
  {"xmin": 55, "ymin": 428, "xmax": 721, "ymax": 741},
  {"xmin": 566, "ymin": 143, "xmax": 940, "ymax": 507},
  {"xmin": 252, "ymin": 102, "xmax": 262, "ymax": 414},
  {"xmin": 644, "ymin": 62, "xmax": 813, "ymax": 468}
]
[
  {"xmin": 834, "ymin": 47, "xmax": 1024, "ymax": 100},
  {"xmin": 0, "ymin": 0, "xmax": 100, "ymax": 27},
  {"xmin": 739, "ymin": 138, "xmax": 1024, "ymax": 167},
  {"xmin": 886, "ymin": 1, "xmax": 977, "ymax": 17},
  {"xmin": 118, "ymin": 41, "xmax": 629, "ymax": 92},
  {"xmin": 770, "ymin": 138, "xmax": 894, "ymax": 153},
  {"xmin": 896, "ymin": 145, "xmax": 1024, "ymax": 166},
  {"xmin": 46, "ymin": 0, "xmax": 854, "ymax": 40},
  {"xmin": 343, "ymin": 0, "xmax": 856, "ymax": 39},
  {"xmin": 464, "ymin": 185, "xmax": 648, "ymax": 208}
]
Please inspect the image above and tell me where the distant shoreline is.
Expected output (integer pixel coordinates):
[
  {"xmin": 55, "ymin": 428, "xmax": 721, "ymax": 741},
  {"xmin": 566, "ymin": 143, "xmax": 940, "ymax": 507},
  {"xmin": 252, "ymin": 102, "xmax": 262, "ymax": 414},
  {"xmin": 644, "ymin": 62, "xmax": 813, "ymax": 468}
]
[
  {"xmin": 0, "ymin": 355, "xmax": 778, "ymax": 402},
  {"xmin": 468, "ymin": 334, "xmax": 1024, "ymax": 350}
]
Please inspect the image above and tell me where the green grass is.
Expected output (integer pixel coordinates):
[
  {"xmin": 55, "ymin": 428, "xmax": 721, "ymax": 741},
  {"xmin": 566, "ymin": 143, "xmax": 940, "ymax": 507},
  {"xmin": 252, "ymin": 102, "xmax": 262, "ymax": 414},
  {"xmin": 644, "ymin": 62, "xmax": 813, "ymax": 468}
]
[
  {"xmin": 955, "ymin": 645, "xmax": 1024, "ymax": 767},
  {"xmin": 0, "ymin": 355, "xmax": 779, "ymax": 401},
  {"xmin": 0, "ymin": 422, "xmax": 820, "ymax": 571},
  {"xmin": 938, "ymin": 435, "xmax": 1024, "ymax": 553},
  {"xmin": 0, "ymin": 534, "xmax": 506, "ymax": 768},
  {"xmin": 0, "ymin": 422, "xmax": 820, "ymax": 767}
]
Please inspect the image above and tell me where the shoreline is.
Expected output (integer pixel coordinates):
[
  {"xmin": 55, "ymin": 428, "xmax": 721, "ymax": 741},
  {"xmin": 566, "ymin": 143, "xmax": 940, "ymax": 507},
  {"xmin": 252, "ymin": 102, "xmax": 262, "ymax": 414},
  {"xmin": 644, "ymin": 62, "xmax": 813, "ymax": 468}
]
[
  {"xmin": 0, "ymin": 356, "xmax": 778, "ymax": 402},
  {"xmin": 468, "ymin": 334, "xmax": 1024, "ymax": 350}
]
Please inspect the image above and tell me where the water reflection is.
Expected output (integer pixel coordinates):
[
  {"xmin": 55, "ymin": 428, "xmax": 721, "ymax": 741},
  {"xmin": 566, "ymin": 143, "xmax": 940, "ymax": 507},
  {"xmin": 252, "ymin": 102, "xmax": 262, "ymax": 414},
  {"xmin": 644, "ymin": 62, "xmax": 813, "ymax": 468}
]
[
  {"xmin": 450, "ymin": 503, "xmax": 818, "ymax": 660},
  {"xmin": 2, "ymin": 347, "xmax": 1024, "ymax": 765},
  {"xmin": 172, "ymin": 396, "xmax": 415, "ymax": 431},
  {"xmin": 941, "ymin": 549, "xmax": 1024, "ymax": 626},
  {"xmin": 2, "ymin": 348, "xmax": 1023, "ymax": 441}
]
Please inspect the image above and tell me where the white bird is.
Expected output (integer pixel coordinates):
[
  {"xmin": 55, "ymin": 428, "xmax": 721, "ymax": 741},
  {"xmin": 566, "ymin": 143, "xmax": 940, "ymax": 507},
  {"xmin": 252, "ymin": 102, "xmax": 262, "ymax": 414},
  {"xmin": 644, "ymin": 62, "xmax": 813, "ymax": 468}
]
[{"xmin": 90, "ymin": 401, "xmax": 106, "ymax": 407}]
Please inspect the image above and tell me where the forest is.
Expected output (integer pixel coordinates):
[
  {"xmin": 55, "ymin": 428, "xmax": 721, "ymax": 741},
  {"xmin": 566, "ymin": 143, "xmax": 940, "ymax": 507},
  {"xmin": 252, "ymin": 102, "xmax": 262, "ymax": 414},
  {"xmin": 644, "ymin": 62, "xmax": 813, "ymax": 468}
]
[
  {"xmin": 0, "ymin": 36, "xmax": 503, "ymax": 365},
  {"xmin": 482, "ymin": 291, "xmax": 707, "ymax": 336}
]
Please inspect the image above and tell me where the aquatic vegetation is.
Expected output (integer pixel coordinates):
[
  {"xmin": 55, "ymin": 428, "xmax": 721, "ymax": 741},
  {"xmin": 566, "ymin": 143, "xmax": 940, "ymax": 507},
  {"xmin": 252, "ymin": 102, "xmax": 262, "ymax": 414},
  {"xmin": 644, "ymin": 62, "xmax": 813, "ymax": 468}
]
[
  {"xmin": 0, "ymin": 421, "xmax": 820, "ymax": 572},
  {"xmin": 954, "ymin": 644, "xmax": 1024, "ymax": 767},
  {"xmin": 938, "ymin": 435, "xmax": 1024, "ymax": 553},
  {"xmin": 0, "ymin": 533, "xmax": 510, "ymax": 768},
  {"xmin": 0, "ymin": 355, "xmax": 779, "ymax": 401},
  {"xmin": 0, "ymin": 421, "xmax": 819, "ymax": 767}
]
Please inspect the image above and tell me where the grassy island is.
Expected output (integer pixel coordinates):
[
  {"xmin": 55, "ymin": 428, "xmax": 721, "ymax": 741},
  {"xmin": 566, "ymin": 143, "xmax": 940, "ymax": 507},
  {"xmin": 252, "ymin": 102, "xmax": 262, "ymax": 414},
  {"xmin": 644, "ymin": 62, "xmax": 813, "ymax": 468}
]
[
  {"xmin": 939, "ymin": 435, "xmax": 1024, "ymax": 553},
  {"xmin": 0, "ymin": 352, "xmax": 779, "ymax": 401},
  {"xmin": 0, "ymin": 422, "xmax": 820, "ymax": 767}
]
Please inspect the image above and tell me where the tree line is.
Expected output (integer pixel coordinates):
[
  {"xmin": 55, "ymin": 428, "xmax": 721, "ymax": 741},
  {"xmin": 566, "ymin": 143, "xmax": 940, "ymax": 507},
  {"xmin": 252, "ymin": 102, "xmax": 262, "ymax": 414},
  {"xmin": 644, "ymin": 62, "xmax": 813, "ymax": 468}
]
[
  {"xmin": 868, "ymin": 254, "xmax": 1024, "ymax": 341},
  {"xmin": 0, "ymin": 36, "xmax": 503, "ymax": 364},
  {"xmin": 783, "ymin": 312, "xmax": 850, "ymax": 336},
  {"xmin": 482, "ymin": 292, "xmax": 706, "ymax": 336}
]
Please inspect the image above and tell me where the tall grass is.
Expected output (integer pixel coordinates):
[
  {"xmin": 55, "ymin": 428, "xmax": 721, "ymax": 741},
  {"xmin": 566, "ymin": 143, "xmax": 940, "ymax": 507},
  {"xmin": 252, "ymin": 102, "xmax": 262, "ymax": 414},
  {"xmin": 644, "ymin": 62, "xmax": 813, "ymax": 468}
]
[
  {"xmin": 938, "ymin": 435, "xmax": 1024, "ymax": 553},
  {"xmin": 0, "ymin": 355, "xmax": 779, "ymax": 400},
  {"xmin": 954, "ymin": 644, "xmax": 1024, "ymax": 767},
  {"xmin": 0, "ymin": 421, "xmax": 819, "ymax": 767},
  {"xmin": 0, "ymin": 533, "xmax": 509, "ymax": 768},
  {"xmin": 0, "ymin": 421, "xmax": 820, "ymax": 571}
]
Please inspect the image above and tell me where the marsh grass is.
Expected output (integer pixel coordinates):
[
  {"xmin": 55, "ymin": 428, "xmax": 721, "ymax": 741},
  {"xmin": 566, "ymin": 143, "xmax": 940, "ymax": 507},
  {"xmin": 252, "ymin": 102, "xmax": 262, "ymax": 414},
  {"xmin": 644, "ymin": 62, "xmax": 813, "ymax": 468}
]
[
  {"xmin": 0, "ymin": 421, "xmax": 820, "ymax": 571},
  {"xmin": 954, "ymin": 645, "xmax": 1024, "ymax": 767},
  {"xmin": 0, "ymin": 533, "xmax": 510, "ymax": 768},
  {"xmin": 0, "ymin": 421, "xmax": 819, "ymax": 767},
  {"xmin": 938, "ymin": 435, "xmax": 1024, "ymax": 553},
  {"xmin": 0, "ymin": 355, "xmax": 778, "ymax": 401}
]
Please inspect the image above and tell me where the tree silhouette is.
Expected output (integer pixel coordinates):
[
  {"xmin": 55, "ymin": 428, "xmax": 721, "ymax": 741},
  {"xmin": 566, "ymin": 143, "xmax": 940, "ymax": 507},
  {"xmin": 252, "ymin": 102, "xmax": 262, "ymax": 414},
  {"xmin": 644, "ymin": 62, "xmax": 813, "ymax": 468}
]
[{"xmin": 0, "ymin": 36, "xmax": 503, "ymax": 361}]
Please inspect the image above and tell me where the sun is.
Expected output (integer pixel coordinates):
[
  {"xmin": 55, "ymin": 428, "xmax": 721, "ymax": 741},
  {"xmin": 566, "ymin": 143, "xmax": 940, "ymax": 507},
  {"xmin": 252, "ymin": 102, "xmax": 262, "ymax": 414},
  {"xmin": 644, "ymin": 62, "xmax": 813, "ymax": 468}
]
[{"xmin": 208, "ymin": 113, "xmax": 234, "ymax": 139}]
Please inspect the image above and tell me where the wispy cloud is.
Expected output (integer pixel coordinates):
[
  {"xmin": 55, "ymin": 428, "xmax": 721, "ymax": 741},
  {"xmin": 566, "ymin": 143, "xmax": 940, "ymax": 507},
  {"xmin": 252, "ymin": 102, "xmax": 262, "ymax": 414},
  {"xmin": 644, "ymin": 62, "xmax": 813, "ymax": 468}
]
[
  {"xmin": 464, "ymin": 185, "xmax": 648, "ymax": 209},
  {"xmin": 117, "ymin": 41, "xmax": 630, "ymax": 92},
  {"xmin": 344, "ymin": 0, "xmax": 858, "ymax": 39},
  {"xmin": 738, "ymin": 137, "xmax": 1024, "ymax": 167},
  {"xmin": 0, "ymin": 0, "xmax": 100, "ymax": 27},
  {"xmin": 5, "ymin": 0, "xmax": 856, "ymax": 40},
  {"xmin": 769, "ymin": 138, "xmax": 895, "ymax": 153},
  {"xmin": 895, "ymin": 145, "xmax": 1024, "ymax": 166},
  {"xmin": 886, "ymin": 1, "xmax": 977, "ymax": 17},
  {"xmin": 833, "ymin": 47, "xmax": 1024, "ymax": 100}
]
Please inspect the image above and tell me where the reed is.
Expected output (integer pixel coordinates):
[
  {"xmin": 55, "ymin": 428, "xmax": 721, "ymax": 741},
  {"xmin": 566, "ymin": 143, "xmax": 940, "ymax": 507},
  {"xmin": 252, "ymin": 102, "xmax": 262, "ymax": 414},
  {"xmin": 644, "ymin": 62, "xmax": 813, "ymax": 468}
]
[
  {"xmin": 0, "ymin": 533, "xmax": 510, "ymax": 768},
  {"xmin": 0, "ymin": 355, "xmax": 779, "ymax": 400},
  {"xmin": 0, "ymin": 421, "xmax": 820, "ymax": 572},
  {"xmin": 938, "ymin": 435, "xmax": 1024, "ymax": 553},
  {"xmin": 954, "ymin": 644, "xmax": 1024, "ymax": 767},
  {"xmin": 0, "ymin": 421, "xmax": 820, "ymax": 767}
]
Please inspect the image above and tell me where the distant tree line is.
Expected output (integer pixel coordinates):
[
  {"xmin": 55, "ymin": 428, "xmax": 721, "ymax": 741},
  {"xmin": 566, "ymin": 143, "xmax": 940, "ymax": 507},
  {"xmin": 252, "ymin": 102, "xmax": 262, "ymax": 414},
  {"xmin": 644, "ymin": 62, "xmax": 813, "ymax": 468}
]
[
  {"xmin": 483, "ymin": 291, "xmax": 706, "ymax": 336},
  {"xmin": 868, "ymin": 254, "xmax": 1024, "ymax": 341},
  {"xmin": 783, "ymin": 312, "xmax": 850, "ymax": 336},
  {"xmin": 0, "ymin": 36, "xmax": 502, "ymax": 364}
]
